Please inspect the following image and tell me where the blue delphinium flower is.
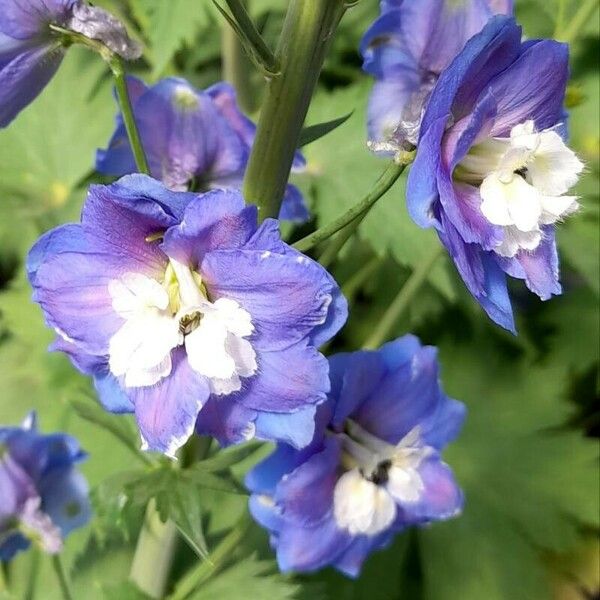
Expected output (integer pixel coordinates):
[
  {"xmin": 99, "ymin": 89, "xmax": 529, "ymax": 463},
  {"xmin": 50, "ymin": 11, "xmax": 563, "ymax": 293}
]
[
  {"xmin": 406, "ymin": 17, "xmax": 584, "ymax": 332},
  {"xmin": 246, "ymin": 335, "xmax": 465, "ymax": 576},
  {"xmin": 96, "ymin": 78, "xmax": 309, "ymax": 223},
  {"xmin": 361, "ymin": 0, "xmax": 512, "ymax": 153},
  {"xmin": 0, "ymin": 413, "xmax": 91, "ymax": 561},
  {"xmin": 27, "ymin": 175, "xmax": 347, "ymax": 456},
  {"xmin": 0, "ymin": 0, "xmax": 140, "ymax": 127}
]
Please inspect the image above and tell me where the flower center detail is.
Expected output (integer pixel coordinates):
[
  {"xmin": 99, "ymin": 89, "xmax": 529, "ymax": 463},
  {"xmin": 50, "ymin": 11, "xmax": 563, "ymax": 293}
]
[
  {"xmin": 107, "ymin": 258, "xmax": 257, "ymax": 393},
  {"xmin": 456, "ymin": 120, "xmax": 583, "ymax": 257},
  {"xmin": 333, "ymin": 422, "xmax": 432, "ymax": 536}
]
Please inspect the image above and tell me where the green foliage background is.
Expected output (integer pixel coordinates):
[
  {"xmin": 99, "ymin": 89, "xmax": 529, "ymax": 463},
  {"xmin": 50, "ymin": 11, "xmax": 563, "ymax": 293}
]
[{"xmin": 0, "ymin": 1, "xmax": 598, "ymax": 598}]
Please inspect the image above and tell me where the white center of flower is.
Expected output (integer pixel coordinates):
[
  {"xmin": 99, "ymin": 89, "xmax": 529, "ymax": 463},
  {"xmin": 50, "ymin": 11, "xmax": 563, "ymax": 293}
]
[
  {"xmin": 333, "ymin": 422, "xmax": 432, "ymax": 536},
  {"xmin": 457, "ymin": 120, "xmax": 583, "ymax": 257},
  {"xmin": 108, "ymin": 259, "xmax": 256, "ymax": 394}
]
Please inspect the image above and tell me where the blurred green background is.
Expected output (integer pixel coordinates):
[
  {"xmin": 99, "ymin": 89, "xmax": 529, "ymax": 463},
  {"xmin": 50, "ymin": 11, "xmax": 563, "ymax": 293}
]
[{"xmin": 0, "ymin": 1, "xmax": 598, "ymax": 599}]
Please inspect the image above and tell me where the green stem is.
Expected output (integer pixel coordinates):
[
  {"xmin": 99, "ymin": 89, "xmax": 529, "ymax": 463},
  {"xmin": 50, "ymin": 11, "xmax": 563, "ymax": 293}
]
[
  {"xmin": 24, "ymin": 548, "xmax": 41, "ymax": 600},
  {"xmin": 0, "ymin": 563, "xmax": 7, "ymax": 595},
  {"xmin": 341, "ymin": 255, "xmax": 381, "ymax": 302},
  {"xmin": 558, "ymin": 0, "xmax": 599, "ymax": 43},
  {"xmin": 294, "ymin": 160, "xmax": 408, "ymax": 254},
  {"xmin": 318, "ymin": 213, "xmax": 363, "ymax": 268},
  {"xmin": 221, "ymin": 0, "xmax": 256, "ymax": 114},
  {"xmin": 243, "ymin": 0, "xmax": 347, "ymax": 221},
  {"xmin": 129, "ymin": 500, "xmax": 179, "ymax": 599},
  {"xmin": 51, "ymin": 555, "xmax": 74, "ymax": 600},
  {"xmin": 363, "ymin": 247, "xmax": 443, "ymax": 350},
  {"xmin": 109, "ymin": 57, "xmax": 150, "ymax": 174},
  {"xmin": 169, "ymin": 513, "xmax": 253, "ymax": 600},
  {"xmin": 220, "ymin": 0, "xmax": 279, "ymax": 77},
  {"xmin": 553, "ymin": 0, "xmax": 568, "ymax": 38}
]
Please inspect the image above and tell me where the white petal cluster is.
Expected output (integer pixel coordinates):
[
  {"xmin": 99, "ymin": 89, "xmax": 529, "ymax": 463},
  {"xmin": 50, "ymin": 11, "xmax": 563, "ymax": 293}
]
[
  {"xmin": 108, "ymin": 259, "xmax": 256, "ymax": 392},
  {"xmin": 460, "ymin": 121, "xmax": 583, "ymax": 257}
]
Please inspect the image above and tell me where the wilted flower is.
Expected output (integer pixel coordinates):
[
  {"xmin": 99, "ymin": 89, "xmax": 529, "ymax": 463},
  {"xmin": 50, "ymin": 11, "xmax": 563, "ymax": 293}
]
[
  {"xmin": 28, "ymin": 175, "xmax": 347, "ymax": 456},
  {"xmin": 0, "ymin": 0, "xmax": 140, "ymax": 127},
  {"xmin": 0, "ymin": 413, "xmax": 90, "ymax": 561},
  {"xmin": 406, "ymin": 17, "xmax": 584, "ymax": 332},
  {"xmin": 96, "ymin": 78, "xmax": 309, "ymax": 222},
  {"xmin": 361, "ymin": 0, "xmax": 512, "ymax": 152},
  {"xmin": 246, "ymin": 335, "xmax": 465, "ymax": 576}
]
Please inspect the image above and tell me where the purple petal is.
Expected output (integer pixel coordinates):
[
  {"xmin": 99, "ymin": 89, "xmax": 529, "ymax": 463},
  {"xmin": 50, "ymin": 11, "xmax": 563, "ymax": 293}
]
[
  {"xmin": 201, "ymin": 248, "xmax": 342, "ymax": 351},
  {"xmin": 353, "ymin": 345, "xmax": 442, "ymax": 445},
  {"xmin": 194, "ymin": 395, "xmax": 257, "ymax": 447},
  {"xmin": 130, "ymin": 349, "xmax": 210, "ymax": 456},
  {"xmin": 235, "ymin": 342, "xmax": 329, "ymax": 413},
  {"xmin": 438, "ymin": 212, "xmax": 515, "ymax": 332},
  {"xmin": 0, "ymin": 44, "xmax": 64, "ymax": 127},
  {"xmin": 254, "ymin": 405, "xmax": 318, "ymax": 449},
  {"xmin": 279, "ymin": 184, "xmax": 310, "ymax": 224},
  {"xmin": 400, "ymin": 457, "xmax": 464, "ymax": 523},
  {"xmin": 0, "ymin": 0, "xmax": 74, "ymax": 38},
  {"xmin": 420, "ymin": 396, "xmax": 467, "ymax": 450},
  {"xmin": 161, "ymin": 189, "xmax": 257, "ymax": 265},
  {"xmin": 38, "ymin": 468, "xmax": 91, "ymax": 536},
  {"xmin": 487, "ymin": 39, "xmax": 569, "ymax": 136},
  {"xmin": 276, "ymin": 513, "xmax": 351, "ymax": 574},
  {"xmin": 273, "ymin": 436, "xmax": 341, "ymax": 526}
]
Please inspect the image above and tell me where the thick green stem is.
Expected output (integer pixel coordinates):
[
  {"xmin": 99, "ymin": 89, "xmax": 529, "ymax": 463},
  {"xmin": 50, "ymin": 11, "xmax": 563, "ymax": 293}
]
[
  {"xmin": 129, "ymin": 500, "xmax": 179, "ymax": 599},
  {"xmin": 51, "ymin": 555, "xmax": 74, "ymax": 600},
  {"xmin": 243, "ymin": 0, "xmax": 347, "ymax": 220},
  {"xmin": 169, "ymin": 513, "xmax": 253, "ymax": 600},
  {"xmin": 294, "ymin": 160, "xmax": 408, "ymax": 254},
  {"xmin": 24, "ymin": 548, "xmax": 41, "ymax": 600},
  {"xmin": 221, "ymin": 1, "xmax": 256, "ymax": 114},
  {"xmin": 363, "ymin": 247, "xmax": 443, "ymax": 350},
  {"xmin": 109, "ymin": 57, "xmax": 150, "ymax": 175},
  {"xmin": 558, "ymin": 0, "xmax": 599, "ymax": 43}
]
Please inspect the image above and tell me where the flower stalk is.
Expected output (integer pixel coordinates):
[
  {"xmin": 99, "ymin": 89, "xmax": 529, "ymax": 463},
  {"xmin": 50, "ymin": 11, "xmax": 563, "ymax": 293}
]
[
  {"xmin": 363, "ymin": 246, "xmax": 443, "ymax": 350},
  {"xmin": 294, "ymin": 158, "xmax": 410, "ymax": 254},
  {"xmin": 51, "ymin": 555, "xmax": 74, "ymax": 600},
  {"xmin": 243, "ymin": 0, "xmax": 347, "ymax": 220}
]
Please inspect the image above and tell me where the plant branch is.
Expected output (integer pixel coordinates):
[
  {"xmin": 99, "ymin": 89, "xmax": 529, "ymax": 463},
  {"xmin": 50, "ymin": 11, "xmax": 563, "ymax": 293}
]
[
  {"xmin": 243, "ymin": 0, "xmax": 348, "ymax": 221},
  {"xmin": 294, "ymin": 159, "xmax": 409, "ymax": 254},
  {"xmin": 108, "ymin": 57, "xmax": 150, "ymax": 175},
  {"xmin": 363, "ymin": 247, "xmax": 443, "ymax": 350},
  {"xmin": 51, "ymin": 555, "xmax": 74, "ymax": 600},
  {"xmin": 169, "ymin": 512, "xmax": 253, "ymax": 600},
  {"xmin": 558, "ymin": 0, "xmax": 599, "ymax": 43}
]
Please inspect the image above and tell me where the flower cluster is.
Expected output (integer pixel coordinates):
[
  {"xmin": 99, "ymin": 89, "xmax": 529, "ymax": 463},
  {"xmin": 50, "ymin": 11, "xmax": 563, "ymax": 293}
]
[
  {"xmin": 28, "ymin": 176, "xmax": 347, "ymax": 456},
  {"xmin": 96, "ymin": 77, "xmax": 309, "ymax": 222},
  {"xmin": 0, "ymin": 414, "xmax": 90, "ymax": 561},
  {"xmin": 246, "ymin": 336, "xmax": 465, "ymax": 576},
  {"xmin": 361, "ymin": 0, "xmax": 513, "ymax": 152},
  {"xmin": 406, "ymin": 16, "xmax": 583, "ymax": 331},
  {"xmin": 0, "ymin": 0, "xmax": 140, "ymax": 127}
]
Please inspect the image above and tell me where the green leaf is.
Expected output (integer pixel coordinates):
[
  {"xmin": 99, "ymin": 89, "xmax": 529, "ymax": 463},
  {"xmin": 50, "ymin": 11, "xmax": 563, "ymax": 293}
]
[
  {"xmin": 193, "ymin": 441, "xmax": 263, "ymax": 473},
  {"xmin": 71, "ymin": 397, "xmax": 151, "ymax": 466},
  {"xmin": 190, "ymin": 554, "xmax": 302, "ymax": 600},
  {"xmin": 0, "ymin": 49, "xmax": 113, "ymax": 207},
  {"xmin": 168, "ymin": 488, "xmax": 209, "ymax": 559},
  {"xmin": 298, "ymin": 81, "xmax": 455, "ymax": 301},
  {"xmin": 135, "ymin": 0, "xmax": 217, "ymax": 77},
  {"xmin": 298, "ymin": 111, "xmax": 354, "ymax": 147}
]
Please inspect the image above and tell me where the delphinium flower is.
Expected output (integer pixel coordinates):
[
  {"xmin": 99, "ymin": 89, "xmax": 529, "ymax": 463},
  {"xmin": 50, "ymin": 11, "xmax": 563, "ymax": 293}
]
[
  {"xmin": 96, "ymin": 78, "xmax": 309, "ymax": 222},
  {"xmin": 0, "ymin": 0, "xmax": 140, "ymax": 127},
  {"xmin": 27, "ymin": 175, "xmax": 347, "ymax": 456},
  {"xmin": 246, "ymin": 335, "xmax": 465, "ymax": 576},
  {"xmin": 406, "ymin": 16, "xmax": 584, "ymax": 332},
  {"xmin": 361, "ymin": 0, "xmax": 512, "ymax": 153},
  {"xmin": 0, "ymin": 413, "xmax": 91, "ymax": 561}
]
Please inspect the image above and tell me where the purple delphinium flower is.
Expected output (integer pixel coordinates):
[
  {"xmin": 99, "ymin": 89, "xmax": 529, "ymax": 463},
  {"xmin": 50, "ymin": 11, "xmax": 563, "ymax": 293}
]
[
  {"xmin": 361, "ymin": 0, "xmax": 512, "ymax": 153},
  {"xmin": 27, "ymin": 175, "xmax": 347, "ymax": 456},
  {"xmin": 0, "ymin": 413, "xmax": 91, "ymax": 561},
  {"xmin": 96, "ymin": 77, "xmax": 309, "ymax": 223},
  {"xmin": 246, "ymin": 335, "xmax": 465, "ymax": 577},
  {"xmin": 406, "ymin": 17, "xmax": 584, "ymax": 332},
  {"xmin": 0, "ymin": 0, "xmax": 140, "ymax": 127}
]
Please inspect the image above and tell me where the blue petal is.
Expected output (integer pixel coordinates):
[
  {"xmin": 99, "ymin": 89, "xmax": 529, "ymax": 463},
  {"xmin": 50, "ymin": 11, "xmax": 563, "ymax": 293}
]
[
  {"xmin": 254, "ymin": 405, "xmax": 318, "ymax": 450},
  {"xmin": 194, "ymin": 396, "xmax": 257, "ymax": 448},
  {"xmin": 130, "ymin": 349, "xmax": 210, "ymax": 457}
]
